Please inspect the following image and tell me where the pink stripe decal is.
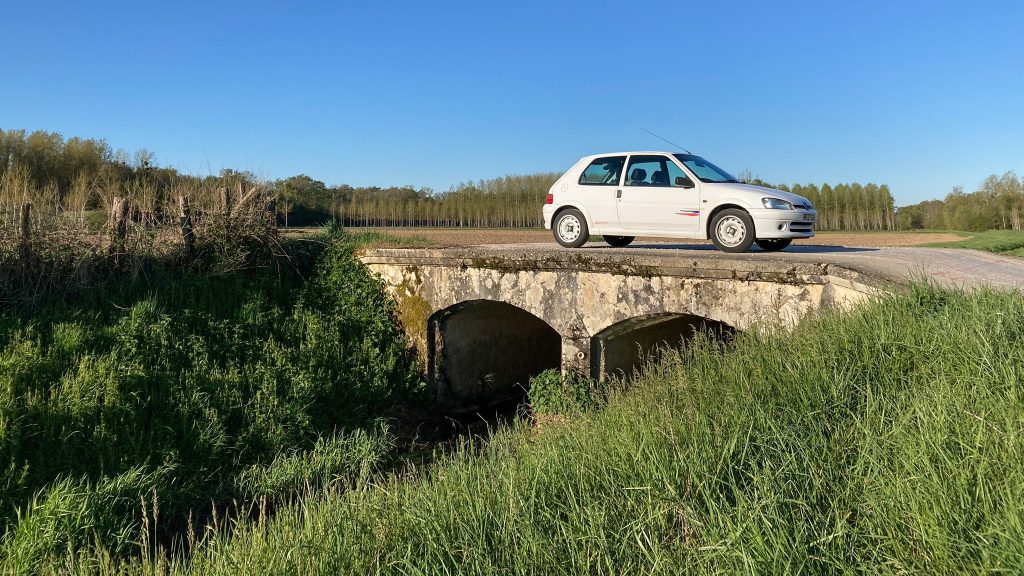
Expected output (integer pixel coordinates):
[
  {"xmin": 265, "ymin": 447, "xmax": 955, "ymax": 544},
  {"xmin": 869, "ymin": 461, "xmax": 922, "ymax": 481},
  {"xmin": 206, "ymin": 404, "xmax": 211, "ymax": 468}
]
[{"xmin": 676, "ymin": 210, "xmax": 700, "ymax": 217}]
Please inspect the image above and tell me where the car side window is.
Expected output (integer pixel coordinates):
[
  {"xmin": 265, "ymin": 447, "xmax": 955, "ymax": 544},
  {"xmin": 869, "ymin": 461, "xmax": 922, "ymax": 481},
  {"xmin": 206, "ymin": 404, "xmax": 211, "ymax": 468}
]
[
  {"xmin": 666, "ymin": 161, "xmax": 695, "ymax": 188},
  {"xmin": 579, "ymin": 156, "xmax": 626, "ymax": 186},
  {"xmin": 625, "ymin": 155, "xmax": 694, "ymax": 188}
]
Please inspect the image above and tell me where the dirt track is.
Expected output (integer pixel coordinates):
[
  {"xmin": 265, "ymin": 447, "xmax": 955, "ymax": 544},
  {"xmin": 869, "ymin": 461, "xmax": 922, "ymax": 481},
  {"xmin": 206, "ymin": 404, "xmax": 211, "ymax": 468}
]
[{"xmin": 347, "ymin": 227, "xmax": 967, "ymax": 248}]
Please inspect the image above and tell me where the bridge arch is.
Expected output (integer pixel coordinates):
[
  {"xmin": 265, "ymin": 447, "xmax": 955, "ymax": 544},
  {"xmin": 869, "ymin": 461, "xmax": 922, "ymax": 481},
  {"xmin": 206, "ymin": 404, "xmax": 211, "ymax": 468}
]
[
  {"xmin": 590, "ymin": 313, "xmax": 735, "ymax": 382},
  {"xmin": 428, "ymin": 299, "xmax": 561, "ymax": 412}
]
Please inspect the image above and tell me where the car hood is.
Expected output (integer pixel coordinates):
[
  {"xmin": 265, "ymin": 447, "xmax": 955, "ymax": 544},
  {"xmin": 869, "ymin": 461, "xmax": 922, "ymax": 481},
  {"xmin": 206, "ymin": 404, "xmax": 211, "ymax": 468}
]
[{"xmin": 708, "ymin": 182, "xmax": 813, "ymax": 208}]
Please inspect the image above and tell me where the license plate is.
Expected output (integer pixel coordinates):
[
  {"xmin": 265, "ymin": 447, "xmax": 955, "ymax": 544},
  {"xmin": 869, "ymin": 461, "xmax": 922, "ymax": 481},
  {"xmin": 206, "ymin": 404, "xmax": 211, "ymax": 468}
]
[{"xmin": 803, "ymin": 213, "xmax": 816, "ymax": 222}]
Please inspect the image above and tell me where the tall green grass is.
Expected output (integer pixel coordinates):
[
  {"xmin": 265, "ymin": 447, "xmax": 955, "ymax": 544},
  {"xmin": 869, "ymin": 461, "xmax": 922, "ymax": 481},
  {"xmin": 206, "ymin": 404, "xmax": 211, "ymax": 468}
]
[
  {"xmin": 0, "ymin": 230, "xmax": 422, "ymax": 571},
  {"xmin": 77, "ymin": 284, "xmax": 1021, "ymax": 575}
]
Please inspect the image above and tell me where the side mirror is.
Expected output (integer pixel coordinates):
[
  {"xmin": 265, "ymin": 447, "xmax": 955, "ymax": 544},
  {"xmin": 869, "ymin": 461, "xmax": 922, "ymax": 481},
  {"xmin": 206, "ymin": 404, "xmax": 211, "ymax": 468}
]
[{"xmin": 675, "ymin": 176, "xmax": 695, "ymax": 189}]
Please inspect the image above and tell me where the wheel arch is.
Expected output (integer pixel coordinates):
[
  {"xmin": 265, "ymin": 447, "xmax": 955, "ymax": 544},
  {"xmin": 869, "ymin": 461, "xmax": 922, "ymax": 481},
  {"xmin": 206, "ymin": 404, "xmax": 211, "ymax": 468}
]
[
  {"xmin": 552, "ymin": 204, "xmax": 593, "ymax": 228},
  {"xmin": 705, "ymin": 203, "xmax": 754, "ymax": 238}
]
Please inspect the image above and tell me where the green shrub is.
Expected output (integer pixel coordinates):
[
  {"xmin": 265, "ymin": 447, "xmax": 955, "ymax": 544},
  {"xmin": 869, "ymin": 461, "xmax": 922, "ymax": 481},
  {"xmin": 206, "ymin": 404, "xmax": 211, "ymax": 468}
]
[{"xmin": 528, "ymin": 369, "xmax": 605, "ymax": 416}]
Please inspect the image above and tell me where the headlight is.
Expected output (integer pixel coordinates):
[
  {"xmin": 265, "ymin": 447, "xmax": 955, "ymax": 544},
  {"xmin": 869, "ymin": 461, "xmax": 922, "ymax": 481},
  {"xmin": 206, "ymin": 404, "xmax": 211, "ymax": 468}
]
[{"xmin": 761, "ymin": 197, "xmax": 794, "ymax": 210}]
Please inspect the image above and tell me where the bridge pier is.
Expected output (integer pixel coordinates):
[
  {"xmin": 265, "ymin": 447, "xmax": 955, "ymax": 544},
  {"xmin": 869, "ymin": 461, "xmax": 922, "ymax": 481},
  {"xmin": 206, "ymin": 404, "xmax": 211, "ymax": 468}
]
[{"xmin": 560, "ymin": 336, "xmax": 592, "ymax": 379}]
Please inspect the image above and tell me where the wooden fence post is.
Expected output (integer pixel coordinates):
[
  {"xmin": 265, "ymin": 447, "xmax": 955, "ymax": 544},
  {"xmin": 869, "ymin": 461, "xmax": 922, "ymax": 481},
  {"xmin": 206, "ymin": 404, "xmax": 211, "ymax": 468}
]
[
  {"xmin": 179, "ymin": 195, "xmax": 194, "ymax": 257},
  {"xmin": 18, "ymin": 201, "xmax": 31, "ymax": 260},
  {"xmin": 221, "ymin": 187, "xmax": 233, "ymax": 236},
  {"xmin": 221, "ymin": 187, "xmax": 232, "ymax": 215},
  {"xmin": 266, "ymin": 196, "xmax": 277, "ymax": 228},
  {"xmin": 19, "ymin": 201, "xmax": 31, "ymax": 240},
  {"xmin": 110, "ymin": 196, "xmax": 129, "ymax": 256}
]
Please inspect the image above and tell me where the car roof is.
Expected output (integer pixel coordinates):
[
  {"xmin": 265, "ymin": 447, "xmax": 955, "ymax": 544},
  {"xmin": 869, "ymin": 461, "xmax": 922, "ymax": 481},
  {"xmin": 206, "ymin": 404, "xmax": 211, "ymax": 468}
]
[{"xmin": 580, "ymin": 151, "xmax": 695, "ymax": 161}]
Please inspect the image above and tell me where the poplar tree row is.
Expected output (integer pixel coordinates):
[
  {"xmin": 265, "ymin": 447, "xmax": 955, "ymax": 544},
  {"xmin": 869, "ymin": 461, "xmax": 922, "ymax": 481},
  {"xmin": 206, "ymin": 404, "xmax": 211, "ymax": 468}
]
[
  {"xmin": 751, "ymin": 180, "xmax": 897, "ymax": 231},
  {"xmin": 290, "ymin": 175, "xmax": 899, "ymax": 231},
  {"xmin": 329, "ymin": 174, "xmax": 560, "ymax": 228}
]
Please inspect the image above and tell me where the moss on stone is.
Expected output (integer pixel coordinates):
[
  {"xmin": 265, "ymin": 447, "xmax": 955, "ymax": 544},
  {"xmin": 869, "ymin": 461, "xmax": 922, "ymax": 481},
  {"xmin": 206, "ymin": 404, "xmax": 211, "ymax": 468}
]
[
  {"xmin": 463, "ymin": 254, "xmax": 658, "ymax": 278},
  {"xmin": 394, "ymin": 279, "xmax": 433, "ymax": 363}
]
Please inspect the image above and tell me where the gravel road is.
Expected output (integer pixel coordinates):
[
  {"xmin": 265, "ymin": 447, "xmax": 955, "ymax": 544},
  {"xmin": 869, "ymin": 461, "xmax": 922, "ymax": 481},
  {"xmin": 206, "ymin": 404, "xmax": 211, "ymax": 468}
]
[
  {"xmin": 352, "ymin": 228, "xmax": 967, "ymax": 248},
  {"xmin": 462, "ymin": 242, "xmax": 1024, "ymax": 291}
]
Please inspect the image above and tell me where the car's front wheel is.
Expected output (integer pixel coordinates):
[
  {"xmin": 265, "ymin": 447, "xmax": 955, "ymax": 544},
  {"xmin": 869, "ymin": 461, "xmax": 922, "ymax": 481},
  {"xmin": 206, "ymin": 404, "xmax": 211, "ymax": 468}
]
[
  {"xmin": 603, "ymin": 235, "xmax": 634, "ymax": 248},
  {"xmin": 755, "ymin": 238, "xmax": 792, "ymax": 252},
  {"xmin": 553, "ymin": 209, "xmax": 589, "ymax": 248},
  {"xmin": 709, "ymin": 209, "xmax": 755, "ymax": 253}
]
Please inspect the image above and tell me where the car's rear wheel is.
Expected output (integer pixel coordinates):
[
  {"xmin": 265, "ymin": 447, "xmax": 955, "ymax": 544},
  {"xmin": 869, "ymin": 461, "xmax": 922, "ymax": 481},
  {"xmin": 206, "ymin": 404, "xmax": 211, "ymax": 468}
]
[
  {"xmin": 755, "ymin": 238, "xmax": 792, "ymax": 252},
  {"xmin": 710, "ymin": 209, "xmax": 755, "ymax": 253},
  {"xmin": 553, "ymin": 209, "xmax": 589, "ymax": 248},
  {"xmin": 603, "ymin": 235, "xmax": 634, "ymax": 248}
]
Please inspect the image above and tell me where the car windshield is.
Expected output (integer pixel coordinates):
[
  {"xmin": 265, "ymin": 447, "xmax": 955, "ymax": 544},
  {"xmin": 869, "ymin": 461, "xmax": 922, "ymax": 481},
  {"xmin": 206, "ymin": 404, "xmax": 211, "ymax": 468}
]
[{"xmin": 672, "ymin": 154, "xmax": 739, "ymax": 183}]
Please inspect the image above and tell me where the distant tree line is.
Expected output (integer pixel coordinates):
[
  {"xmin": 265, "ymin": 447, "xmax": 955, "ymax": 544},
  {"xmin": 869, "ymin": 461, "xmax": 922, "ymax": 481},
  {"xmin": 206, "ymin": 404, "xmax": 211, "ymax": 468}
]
[
  {"xmin": 894, "ymin": 172, "xmax": 1023, "ymax": 231},
  {"xmin": 257, "ymin": 172, "xmax": 901, "ymax": 231},
  {"xmin": 279, "ymin": 173, "xmax": 559, "ymax": 228},
  {"xmin": 285, "ymin": 173, "xmax": 900, "ymax": 231},
  {"xmin": 278, "ymin": 171, "xmax": 899, "ymax": 231},
  {"xmin": 21, "ymin": 127, "xmax": 1006, "ymax": 234},
  {"xmin": 0, "ymin": 128, "xmax": 557, "ymax": 228}
]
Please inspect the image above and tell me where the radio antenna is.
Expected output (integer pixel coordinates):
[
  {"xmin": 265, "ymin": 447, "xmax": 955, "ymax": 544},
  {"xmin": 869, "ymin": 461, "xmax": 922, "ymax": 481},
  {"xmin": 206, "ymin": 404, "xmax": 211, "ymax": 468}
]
[{"xmin": 640, "ymin": 127, "xmax": 691, "ymax": 154}]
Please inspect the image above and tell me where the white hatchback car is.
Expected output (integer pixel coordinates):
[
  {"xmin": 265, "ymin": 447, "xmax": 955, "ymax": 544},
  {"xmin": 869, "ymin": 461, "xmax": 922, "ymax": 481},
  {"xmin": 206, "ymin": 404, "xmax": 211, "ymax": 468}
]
[{"xmin": 542, "ymin": 152, "xmax": 817, "ymax": 253}]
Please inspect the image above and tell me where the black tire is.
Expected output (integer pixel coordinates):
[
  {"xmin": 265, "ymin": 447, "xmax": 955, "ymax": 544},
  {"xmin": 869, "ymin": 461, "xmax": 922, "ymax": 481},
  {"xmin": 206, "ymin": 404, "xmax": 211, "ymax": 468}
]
[
  {"xmin": 552, "ymin": 208, "xmax": 589, "ymax": 248},
  {"xmin": 603, "ymin": 235, "xmax": 635, "ymax": 248},
  {"xmin": 709, "ymin": 208, "xmax": 756, "ymax": 253},
  {"xmin": 755, "ymin": 238, "xmax": 793, "ymax": 252}
]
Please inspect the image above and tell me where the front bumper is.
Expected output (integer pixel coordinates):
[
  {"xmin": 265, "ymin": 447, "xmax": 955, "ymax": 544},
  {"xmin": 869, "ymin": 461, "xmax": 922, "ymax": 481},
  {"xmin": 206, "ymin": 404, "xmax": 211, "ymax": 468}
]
[{"xmin": 750, "ymin": 209, "xmax": 817, "ymax": 239}]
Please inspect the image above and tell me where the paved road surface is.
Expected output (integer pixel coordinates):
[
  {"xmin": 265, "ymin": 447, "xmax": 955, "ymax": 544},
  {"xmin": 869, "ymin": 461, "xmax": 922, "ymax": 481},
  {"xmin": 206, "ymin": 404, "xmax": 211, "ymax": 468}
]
[
  {"xmin": 347, "ymin": 227, "xmax": 968, "ymax": 248},
  {"xmin": 471, "ymin": 242, "xmax": 1024, "ymax": 291}
]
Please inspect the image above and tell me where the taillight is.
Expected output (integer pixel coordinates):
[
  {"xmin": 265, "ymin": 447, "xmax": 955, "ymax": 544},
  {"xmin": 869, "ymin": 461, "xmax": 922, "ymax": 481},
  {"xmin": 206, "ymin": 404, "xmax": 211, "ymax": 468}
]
[{"xmin": 545, "ymin": 193, "xmax": 554, "ymax": 204}]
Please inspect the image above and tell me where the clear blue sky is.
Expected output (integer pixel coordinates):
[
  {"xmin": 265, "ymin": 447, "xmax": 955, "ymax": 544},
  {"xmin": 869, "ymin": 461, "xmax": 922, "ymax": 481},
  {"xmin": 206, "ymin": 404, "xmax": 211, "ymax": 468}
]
[{"xmin": 3, "ymin": 0, "xmax": 1022, "ymax": 205}]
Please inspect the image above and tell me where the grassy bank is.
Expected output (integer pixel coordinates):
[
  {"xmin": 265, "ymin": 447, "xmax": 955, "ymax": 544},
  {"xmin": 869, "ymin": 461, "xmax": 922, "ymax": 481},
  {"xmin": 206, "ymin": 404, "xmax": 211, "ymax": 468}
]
[
  {"xmin": 0, "ymin": 229, "xmax": 423, "ymax": 570},
  {"xmin": 4, "ymin": 227, "xmax": 1023, "ymax": 574},
  {"xmin": 40, "ymin": 283, "xmax": 1020, "ymax": 574},
  {"xmin": 925, "ymin": 229, "xmax": 1024, "ymax": 256}
]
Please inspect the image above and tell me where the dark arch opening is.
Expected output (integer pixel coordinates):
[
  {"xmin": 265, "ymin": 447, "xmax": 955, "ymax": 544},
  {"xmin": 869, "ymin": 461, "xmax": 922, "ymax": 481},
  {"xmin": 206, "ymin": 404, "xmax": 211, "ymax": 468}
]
[
  {"xmin": 590, "ymin": 313, "xmax": 735, "ymax": 382},
  {"xmin": 428, "ymin": 300, "xmax": 561, "ymax": 413}
]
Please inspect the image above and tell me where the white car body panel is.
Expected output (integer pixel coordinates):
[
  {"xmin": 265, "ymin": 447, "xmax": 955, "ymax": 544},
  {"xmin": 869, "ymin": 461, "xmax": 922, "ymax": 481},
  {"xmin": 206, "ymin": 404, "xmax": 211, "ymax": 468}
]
[{"xmin": 542, "ymin": 151, "xmax": 816, "ymax": 242}]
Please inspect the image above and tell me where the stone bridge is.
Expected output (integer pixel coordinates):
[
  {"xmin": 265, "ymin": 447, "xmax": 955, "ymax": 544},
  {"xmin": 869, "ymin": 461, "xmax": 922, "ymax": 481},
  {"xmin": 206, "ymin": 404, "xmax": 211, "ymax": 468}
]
[{"xmin": 358, "ymin": 245, "xmax": 887, "ymax": 412}]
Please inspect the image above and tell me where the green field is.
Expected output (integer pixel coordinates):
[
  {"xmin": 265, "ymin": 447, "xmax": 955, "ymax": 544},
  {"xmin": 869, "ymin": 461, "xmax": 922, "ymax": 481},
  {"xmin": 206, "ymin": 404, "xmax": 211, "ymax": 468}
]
[{"xmin": 1, "ymin": 230, "xmax": 1023, "ymax": 574}]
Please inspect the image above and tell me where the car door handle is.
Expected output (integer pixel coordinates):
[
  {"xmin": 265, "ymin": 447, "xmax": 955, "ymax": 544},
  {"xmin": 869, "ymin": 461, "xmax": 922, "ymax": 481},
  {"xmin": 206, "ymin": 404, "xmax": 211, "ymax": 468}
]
[{"xmin": 616, "ymin": 189, "xmax": 622, "ymax": 199}]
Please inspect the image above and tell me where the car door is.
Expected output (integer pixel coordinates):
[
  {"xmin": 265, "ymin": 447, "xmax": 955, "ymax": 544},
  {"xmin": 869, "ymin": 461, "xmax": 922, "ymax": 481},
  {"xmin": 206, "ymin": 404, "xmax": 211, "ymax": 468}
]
[
  {"xmin": 573, "ymin": 155, "xmax": 625, "ymax": 232},
  {"xmin": 616, "ymin": 155, "xmax": 701, "ymax": 233}
]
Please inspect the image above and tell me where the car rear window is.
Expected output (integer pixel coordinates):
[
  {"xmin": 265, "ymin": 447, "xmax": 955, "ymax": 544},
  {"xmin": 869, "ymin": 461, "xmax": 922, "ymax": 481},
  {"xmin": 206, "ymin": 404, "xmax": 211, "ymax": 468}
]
[{"xmin": 579, "ymin": 156, "xmax": 625, "ymax": 186}]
